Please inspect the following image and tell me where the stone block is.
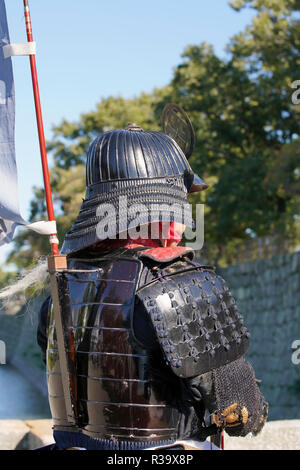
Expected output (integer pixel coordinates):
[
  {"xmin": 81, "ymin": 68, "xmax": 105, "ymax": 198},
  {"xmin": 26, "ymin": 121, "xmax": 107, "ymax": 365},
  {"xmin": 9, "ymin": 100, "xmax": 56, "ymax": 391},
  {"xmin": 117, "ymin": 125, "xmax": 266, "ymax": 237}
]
[
  {"xmin": 0, "ymin": 420, "xmax": 29, "ymax": 450},
  {"xmin": 224, "ymin": 420, "xmax": 300, "ymax": 450},
  {"xmin": 291, "ymin": 253, "xmax": 300, "ymax": 273},
  {"xmin": 25, "ymin": 420, "xmax": 54, "ymax": 450}
]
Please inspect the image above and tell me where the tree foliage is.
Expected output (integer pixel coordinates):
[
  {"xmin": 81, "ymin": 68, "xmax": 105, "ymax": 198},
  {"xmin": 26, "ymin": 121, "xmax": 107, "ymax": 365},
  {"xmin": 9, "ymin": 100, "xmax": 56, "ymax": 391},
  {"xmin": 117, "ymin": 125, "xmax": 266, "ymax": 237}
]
[{"xmin": 6, "ymin": 0, "xmax": 300, "ymax": 269}]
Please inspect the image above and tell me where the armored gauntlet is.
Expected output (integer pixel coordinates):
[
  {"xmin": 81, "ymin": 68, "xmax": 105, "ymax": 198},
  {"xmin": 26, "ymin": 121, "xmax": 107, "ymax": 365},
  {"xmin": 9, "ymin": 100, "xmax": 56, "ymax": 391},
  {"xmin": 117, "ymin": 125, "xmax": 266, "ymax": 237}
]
[{"xmin": 194, "ymin": 358, "xmax": 268, "ymax": 437}]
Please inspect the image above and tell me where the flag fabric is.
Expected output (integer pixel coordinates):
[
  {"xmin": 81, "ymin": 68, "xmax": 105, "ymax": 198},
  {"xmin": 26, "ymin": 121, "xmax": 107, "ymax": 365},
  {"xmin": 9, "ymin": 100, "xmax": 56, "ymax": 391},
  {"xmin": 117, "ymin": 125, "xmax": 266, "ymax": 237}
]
[
  {"xmin": 0, "ymin": 0, "xmax": 56, "ymax": 246},
  {"xmin": 0, "ymin": 0, "xmax": 26, "ymax": 245}
]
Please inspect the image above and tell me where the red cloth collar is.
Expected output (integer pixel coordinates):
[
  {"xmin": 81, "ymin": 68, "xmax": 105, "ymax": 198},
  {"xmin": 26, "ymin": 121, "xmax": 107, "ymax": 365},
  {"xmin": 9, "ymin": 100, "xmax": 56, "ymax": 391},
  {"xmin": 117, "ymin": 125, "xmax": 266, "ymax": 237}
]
[
  {"xmin": 140, "ymin": 246, "xmax": 194, "ymax": 262},
  {"xmin": 91, "ymin": 222, "xmax": 182, "ymax": 252},
  {"xmin": 90, "ymin": 237, "xmax": 160, "ymax": 252}
]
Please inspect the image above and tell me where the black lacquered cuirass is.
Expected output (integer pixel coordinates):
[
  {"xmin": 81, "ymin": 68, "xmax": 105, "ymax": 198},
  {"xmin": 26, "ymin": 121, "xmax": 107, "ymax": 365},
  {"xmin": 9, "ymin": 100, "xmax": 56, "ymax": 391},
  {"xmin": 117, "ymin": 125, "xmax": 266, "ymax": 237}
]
[
  {"xmin": 47, "ymin": 250, "xmax": 181, "ymax": 442},
  {"xmin": 47, "ymin": 247, "xmax": 249, "ymax": 444}
]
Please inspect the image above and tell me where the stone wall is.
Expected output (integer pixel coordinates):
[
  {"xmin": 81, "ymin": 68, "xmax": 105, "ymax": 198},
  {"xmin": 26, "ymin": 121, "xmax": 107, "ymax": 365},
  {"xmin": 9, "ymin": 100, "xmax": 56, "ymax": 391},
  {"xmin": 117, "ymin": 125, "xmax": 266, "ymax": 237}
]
[{"xmin": 218, "ymin": 251, "xmax": 300, "ymax": 420}]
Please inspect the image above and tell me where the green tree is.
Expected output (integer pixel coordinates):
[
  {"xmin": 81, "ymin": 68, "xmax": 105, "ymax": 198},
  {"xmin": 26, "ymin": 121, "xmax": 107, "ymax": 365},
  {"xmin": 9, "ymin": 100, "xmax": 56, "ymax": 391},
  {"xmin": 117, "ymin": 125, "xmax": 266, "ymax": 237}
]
[
  {"xmin": 0, "ymin": 269, "xmax": 17, "ymax": 289},
  {"xmin": 157, "ymin": 0, "xmax": 300, "ymax": 263}
]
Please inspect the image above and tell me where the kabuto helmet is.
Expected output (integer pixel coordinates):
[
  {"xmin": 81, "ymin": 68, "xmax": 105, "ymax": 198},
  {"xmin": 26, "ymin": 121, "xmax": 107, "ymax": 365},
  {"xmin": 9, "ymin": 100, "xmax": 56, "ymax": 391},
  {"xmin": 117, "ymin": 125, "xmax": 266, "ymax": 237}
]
[{"xmin": 61, "ymin": 105, "xmax": 207, "ymax": 254}]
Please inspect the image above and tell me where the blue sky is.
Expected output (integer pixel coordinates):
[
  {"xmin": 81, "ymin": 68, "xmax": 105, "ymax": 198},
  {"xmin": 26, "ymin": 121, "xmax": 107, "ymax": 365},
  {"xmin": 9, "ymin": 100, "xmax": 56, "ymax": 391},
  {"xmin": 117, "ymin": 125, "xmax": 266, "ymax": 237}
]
[{"xmin": 1, "ymin": 0, "xmax": 254, "ymax": 263}]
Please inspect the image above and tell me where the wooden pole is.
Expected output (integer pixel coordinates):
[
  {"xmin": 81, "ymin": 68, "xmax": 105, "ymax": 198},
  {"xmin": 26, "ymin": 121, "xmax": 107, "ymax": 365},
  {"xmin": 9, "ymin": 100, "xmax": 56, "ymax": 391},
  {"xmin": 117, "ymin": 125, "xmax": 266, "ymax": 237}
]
[{"xmin": 23, "ymin": 0, "xmax": 59, "ymax": 256}]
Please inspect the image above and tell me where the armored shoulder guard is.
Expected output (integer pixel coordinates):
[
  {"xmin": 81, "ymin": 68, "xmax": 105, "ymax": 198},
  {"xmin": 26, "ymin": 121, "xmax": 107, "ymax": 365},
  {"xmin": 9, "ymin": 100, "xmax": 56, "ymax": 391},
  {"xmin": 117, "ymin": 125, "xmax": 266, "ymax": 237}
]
[{"xmin": 136, "ymin": 247, "xmax": 250, "ymax": 378}]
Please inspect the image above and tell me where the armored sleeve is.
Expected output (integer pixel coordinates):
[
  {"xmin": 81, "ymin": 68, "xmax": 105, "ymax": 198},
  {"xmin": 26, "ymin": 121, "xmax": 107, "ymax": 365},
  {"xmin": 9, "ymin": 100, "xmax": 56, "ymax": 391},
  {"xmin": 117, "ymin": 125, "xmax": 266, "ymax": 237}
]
[{"xmin": 136, "ymin": 248, "xmax": 250, "ymax": 378}]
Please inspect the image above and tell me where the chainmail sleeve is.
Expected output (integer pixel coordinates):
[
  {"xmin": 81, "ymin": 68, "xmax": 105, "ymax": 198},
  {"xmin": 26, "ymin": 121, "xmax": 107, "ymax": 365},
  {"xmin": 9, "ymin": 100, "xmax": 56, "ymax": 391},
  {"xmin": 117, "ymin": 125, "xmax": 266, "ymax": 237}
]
[{"xmin": 186, "ymin": 357, "xmax": 269, "ymax": 437}]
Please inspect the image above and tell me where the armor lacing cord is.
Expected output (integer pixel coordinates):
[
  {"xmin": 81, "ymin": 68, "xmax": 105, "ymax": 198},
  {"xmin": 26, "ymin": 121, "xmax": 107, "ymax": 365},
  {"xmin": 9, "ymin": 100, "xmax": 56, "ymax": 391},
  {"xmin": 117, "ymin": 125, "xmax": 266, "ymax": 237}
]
[
  {"xmin": 184, "ymin": 258, "xmax": 216, "ymax": 274},
  {"xmin": 186, "ymin": 259, "xmax": 201, "ymax": 269},
  {"xmin": 156, "ymin": 268, "xmax": 168, "ymax": 282}
]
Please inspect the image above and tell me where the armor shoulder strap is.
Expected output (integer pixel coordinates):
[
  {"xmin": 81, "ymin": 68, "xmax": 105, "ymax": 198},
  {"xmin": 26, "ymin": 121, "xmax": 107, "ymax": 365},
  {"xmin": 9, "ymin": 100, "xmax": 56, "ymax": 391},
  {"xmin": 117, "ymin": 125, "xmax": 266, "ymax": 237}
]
[{"xmin": 136, "ymin": 266, "xmax": 250, "ymax": 378}]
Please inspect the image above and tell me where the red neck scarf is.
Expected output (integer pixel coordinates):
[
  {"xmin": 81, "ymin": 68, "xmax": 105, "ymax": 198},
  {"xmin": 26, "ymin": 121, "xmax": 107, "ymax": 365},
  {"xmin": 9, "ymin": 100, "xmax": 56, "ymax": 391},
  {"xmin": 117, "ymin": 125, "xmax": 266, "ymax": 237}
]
[{"xmin": 90, "ymin": 222, "xmax": 182, "ymax": 252}]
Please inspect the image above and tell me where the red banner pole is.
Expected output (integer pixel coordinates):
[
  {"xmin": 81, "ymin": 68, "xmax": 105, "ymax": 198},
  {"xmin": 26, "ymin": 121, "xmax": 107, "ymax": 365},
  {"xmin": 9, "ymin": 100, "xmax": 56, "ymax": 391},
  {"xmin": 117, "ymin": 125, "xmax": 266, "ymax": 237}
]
[{"xmin": 23, "ymin": 0, "xmax": 59, "ymax": 256}]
